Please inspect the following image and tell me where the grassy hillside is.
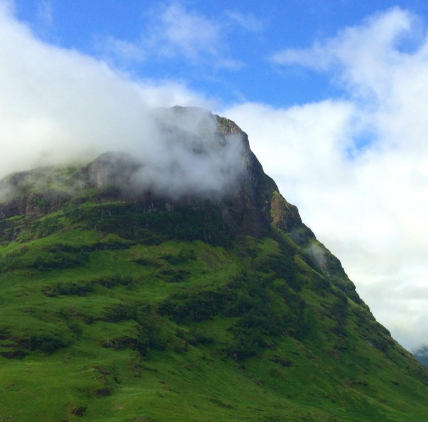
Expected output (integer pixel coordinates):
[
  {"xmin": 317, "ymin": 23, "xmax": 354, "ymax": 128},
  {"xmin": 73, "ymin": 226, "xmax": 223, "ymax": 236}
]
[{"xmin": 0, "ymin": 197, "xmax": 428, "ymax": 422}]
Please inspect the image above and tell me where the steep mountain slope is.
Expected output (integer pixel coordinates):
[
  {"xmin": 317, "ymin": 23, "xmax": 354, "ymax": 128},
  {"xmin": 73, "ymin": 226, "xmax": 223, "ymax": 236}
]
[{"xmin": 0, "ymin": 108, "xmax": 427, "ymax": 422}]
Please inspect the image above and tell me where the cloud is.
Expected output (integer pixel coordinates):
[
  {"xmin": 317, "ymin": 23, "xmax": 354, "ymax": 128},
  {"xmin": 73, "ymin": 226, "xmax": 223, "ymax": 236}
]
[
  {"xmin": 36, "ymin": 0, "xmax": 53, "ymax": 28},
  {"xmin": 0, "ymin": 2, "xmax": 244, "ymax": 199},
  {"xmin": 225, "ymin": 11, "xmax": 263, "ymax": 32},
  {"xmin": 147, "ymin": 3, "xmax": 222, "ymax": 61},
  {"xmin": 223, "ymin": 7, "xmax": 428, "ymax": 350},
  {"xmin": 102, "ymin": 37, "xmax": 146, "ymax": 63},
  {"xmin": 270, "ymin": 7, "xmax": 416, "ymax": 96},
  {"xmin": 101, "ymin": 3, "xmax": 244, "ymax": 70}
]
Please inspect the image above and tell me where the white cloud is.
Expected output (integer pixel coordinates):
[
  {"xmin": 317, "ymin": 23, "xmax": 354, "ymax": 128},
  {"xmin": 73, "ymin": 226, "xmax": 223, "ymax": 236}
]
[
  {"xmin": 36, "ymin": 0, "xmax": 53, "ymax": 28},
  {"xmin": 225, "ymin": 11, "xmax": 263, "ymax": 32},
  {"xmin": 101, "ymin": 3, "xmax": 244, "ymax": 70},
  {"xmin": 271, "ymin": 7, "xmax": 416, "ymax": 98},
  {"xmin": 148, "ymin": 3, "xmax": 221, "ymax": 61},
  {"xmin": 224, "ymin": 7, "xmax": 428, "ymax": 351},
  {"xmin": 102, "ymin": 37, "xmax": 146, "ymax": 63},
  {"xmin": 0, "ymin": 1, "xmax": 246, "ymax": 198}
]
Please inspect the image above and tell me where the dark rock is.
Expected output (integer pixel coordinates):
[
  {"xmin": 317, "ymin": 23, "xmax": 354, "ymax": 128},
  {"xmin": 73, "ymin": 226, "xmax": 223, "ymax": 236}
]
[
  {"xmin": 95, "ymin": 388, "xmax": 111, "ymax": 396},
  {"xmin": 71, "ymin": 406, "xmax": 86, "ymax": 417}
]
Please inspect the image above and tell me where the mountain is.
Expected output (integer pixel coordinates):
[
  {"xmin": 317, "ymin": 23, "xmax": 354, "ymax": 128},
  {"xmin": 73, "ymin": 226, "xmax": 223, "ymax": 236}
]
[{"xmin": 0, "ymin": 107, "xmax": 427, "ymax": 422}]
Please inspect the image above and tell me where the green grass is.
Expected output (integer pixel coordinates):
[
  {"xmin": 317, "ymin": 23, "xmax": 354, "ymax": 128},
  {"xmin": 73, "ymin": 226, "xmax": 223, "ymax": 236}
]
[{"xmin": 0, "ymin": 201, "xmax": 427, "ymax": 422}]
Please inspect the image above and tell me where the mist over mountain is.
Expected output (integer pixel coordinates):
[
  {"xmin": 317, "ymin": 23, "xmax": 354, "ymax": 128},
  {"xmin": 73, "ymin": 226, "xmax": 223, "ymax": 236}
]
[
  {"xmin": 414, "ymin": 346, "xmax": 428, "ymax": 368},
  {"xmin": 0, "ymin": 106, "xmax": 246, "ymax": 202},
  {"xmin": 0, "ymin": 0, "xmax": 245, "ymax": 202},
  {"xmin": 0, "ymin": 2, "xmax": 219, "ymax": 188}
]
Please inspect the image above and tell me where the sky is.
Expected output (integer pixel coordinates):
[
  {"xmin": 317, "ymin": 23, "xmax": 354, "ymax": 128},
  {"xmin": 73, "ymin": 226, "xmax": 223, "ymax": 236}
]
[{"xmin": 4, "ymin": 0, "xmax": 428, "ymax": 351}]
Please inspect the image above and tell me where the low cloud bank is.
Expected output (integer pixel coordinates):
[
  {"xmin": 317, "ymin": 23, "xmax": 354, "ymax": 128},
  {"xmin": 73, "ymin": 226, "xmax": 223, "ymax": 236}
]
[{"xmin": 0, "ymin": 2, "xmax": 244, "ymax": 199}]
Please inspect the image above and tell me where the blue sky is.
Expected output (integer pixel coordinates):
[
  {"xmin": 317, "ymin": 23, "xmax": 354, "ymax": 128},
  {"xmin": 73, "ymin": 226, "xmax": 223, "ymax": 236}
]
[
  {"xmin": 4, "ymin": 0, "xmax": 428, "ymax": 350},
  {"xmin": 14, "ymin": 0, "xmax": 428, "ymax": 107}
]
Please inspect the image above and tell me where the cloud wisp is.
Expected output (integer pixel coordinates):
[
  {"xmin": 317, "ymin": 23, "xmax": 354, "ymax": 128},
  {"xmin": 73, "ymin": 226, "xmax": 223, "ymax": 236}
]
[
  {"xmin": 36, "ymin": 0, "xmax": 53, "ymax": 28},
  {"xmin": 100, "ymin": 3, "xmax": 247, "ymax": 70},
  {"xmin": 224, "ymin": 7, "xmax": 428, "ymax": 350},
  {"xmin": 224, "ymin": 10, "xmax": 263, "ymax": 32}
]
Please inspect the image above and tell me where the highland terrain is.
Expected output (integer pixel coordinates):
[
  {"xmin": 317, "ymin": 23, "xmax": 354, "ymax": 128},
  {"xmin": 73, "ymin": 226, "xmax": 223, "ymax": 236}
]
[{"xmin": 0, "ymin": 108, "xmax": 427, "ymax": 421}]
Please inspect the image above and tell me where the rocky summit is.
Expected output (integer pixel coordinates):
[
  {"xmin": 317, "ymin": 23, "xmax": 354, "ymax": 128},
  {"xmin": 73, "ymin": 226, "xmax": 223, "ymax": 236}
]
[{"xmin": 0, "ymin": 108, "xmax": 427, "ymax": 422}]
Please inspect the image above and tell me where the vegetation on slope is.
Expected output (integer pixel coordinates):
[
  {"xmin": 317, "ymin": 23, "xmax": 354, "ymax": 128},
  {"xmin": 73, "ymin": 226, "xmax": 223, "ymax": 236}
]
[{"xmin": 0, "ymin": 196, "xmax": 427, "ymax": 422}]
